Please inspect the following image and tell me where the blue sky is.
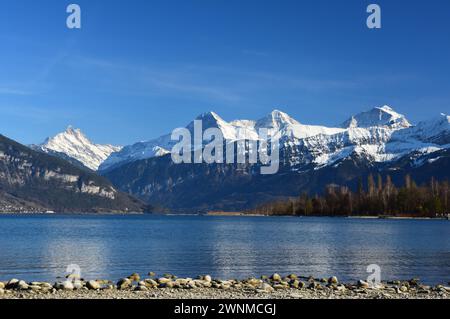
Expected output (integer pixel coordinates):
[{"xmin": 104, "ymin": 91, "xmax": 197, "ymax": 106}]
[{"xmin": 0, "ymin": 0, "xmax": 449, "ymax": 145}]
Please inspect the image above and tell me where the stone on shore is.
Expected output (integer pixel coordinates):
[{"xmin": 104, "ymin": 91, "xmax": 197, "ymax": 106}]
[
  {"xmin": 74, "ymin": 281, "xmax": 84, "ymax": 290},
  {"xmin": 175, "ymin": 278, "xmax": 188, "ymax": 286},
  {"xmin": 66, "ymin": 273, "xmax": 80, "ymax": 281},
  {"xmin": 158, "ymin": 277, "xmax": 172, "ymax": 284},
  {"xmin": 357, "ymin": 280, "xmax": 370, "ymax": 289},
  {"xmin": 290, "ymin": 280, "xmax": 300, "ymax": 288},
  {"xmin": 6, "ymin": 279, "xmax": 20, "ymax": 289},
  {"xmin": 165, "ymin": 281, "xmax": 176, "ymax": 289},
  {"xmin": 134, "ymin": 285, "xmax": 148, "ymax": 291},
  {"xmin": 28, "ymin": 285, "xmax": 42, "ymax": 291},
  {"xmin": 0, "ymin": 282, "xmax": 5, "ymax": 289},
  {"xmin": 271, "ymin": 273, "xmax": 282, "ymax": 281},
  {"xmin": 328, "ymin": 276, "xmax": 339, "ymax": 284},
  {"xmin": 246, "ymin": 278, "xmax": 261, "ymax": 286},
  {"xmin": 187, "ymin": 281, "xmax": 197, "ymax": 289},
  {"xmin": 17, "ymin": 280, "xmax": 29, "ymax": 290},
  {"xmin": 33, "ymin": 282, "xmax": 52, "ymax": 290},
  {"xmin": 400, "ymin": 286, "xmax": 408, "ymax": 292},
  {"xmin": 335, "ymin": 284, "xmax": 346, "ymax": 292},
  {"xmin": 219, "ymin": 283, "xmax": 231, "ymax": 290},
  {"xmin": 257, "ymin": 283, "xmax": 274, "ymax": 293},
  {"xmin": 273, "ymin": 284, "xmax": 287, "ymax": 290},
  {"xmin": 55, "ymin": 281, "xmax": 75, "ymax": 290},
  {"xmin": 117, "ymin": 278, "xmax": 132, "ymax": 290},
  {"xmin": 128, "ymin": 273, "xmax": 140, "ymax": 282},
  {"xmin": 86, "ymin": 280, "xmax": 101, "ymax": 290},
  {"xmin": 144, "ymin": 279, "xmax": 158, "ymax": 287}
]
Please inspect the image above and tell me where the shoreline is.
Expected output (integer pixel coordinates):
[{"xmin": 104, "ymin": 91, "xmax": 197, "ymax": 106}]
[
  {"xmin": 1, "ymin": 274, "xmax": 449, "ymax": 300},
  {"xmin": 1, "ymin": 211, "xmax": 448, "ymax": 221}
]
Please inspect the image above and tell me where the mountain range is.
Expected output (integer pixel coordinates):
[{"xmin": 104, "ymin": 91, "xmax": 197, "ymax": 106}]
[{"xmin": 29, "ymin": 105, "xmax": 449, "ymax": 212}]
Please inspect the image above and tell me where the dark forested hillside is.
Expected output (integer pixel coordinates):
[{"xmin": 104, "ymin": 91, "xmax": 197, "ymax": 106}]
[{"xmin": 0, "ymin": 134, "xmax": 150, "ymax": 213}]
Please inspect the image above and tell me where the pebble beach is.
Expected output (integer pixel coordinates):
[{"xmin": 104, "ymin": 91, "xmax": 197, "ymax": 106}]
[{"xmin": 1, "ymin": 273, "xmax": 449, "ymax": 299}]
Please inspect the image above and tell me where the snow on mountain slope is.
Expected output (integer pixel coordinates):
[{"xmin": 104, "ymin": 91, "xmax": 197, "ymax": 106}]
[
  {"xmin": 36, "ymin": 126, "xmax": 122, "ymax": 171},
  {"xmin": 99, "ymin": 110, "xmax": 342, "ymax": 171},
  {"xmin": 295, "ymin": 113, "xmax": 449, "ymax": 169},
  {"xmin": 99, "ymin": 134, "xmax": 173, "ymax": 171},
  {"xmin": 395, "ymin": 113, "xmax": 450, "ymax": 145},
  {"xmin": 99, "ymin": 106, "xmax": 450, "ymax": 172},
  {"xmin": 341, "ymin": 105, "xmax": 411, "ymax": 129}
]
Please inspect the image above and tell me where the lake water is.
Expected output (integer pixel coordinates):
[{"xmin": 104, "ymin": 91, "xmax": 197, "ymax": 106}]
[{"xmin": 0, "ymin": 214, "xmax": 449, "ymax": 284}]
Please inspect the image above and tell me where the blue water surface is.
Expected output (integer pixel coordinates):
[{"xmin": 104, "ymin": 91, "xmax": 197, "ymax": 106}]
[{"xmin": 0, "ymin": 214, "xmax": 448, "ymax": 284}]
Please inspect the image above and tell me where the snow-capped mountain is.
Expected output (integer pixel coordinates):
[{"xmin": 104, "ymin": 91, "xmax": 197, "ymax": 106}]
[
  {"xmin": 285, "ymin": 107, "xmax": 447, "ymax": 169},
  {"xmin": 340, "ymin": 105, "xmax": 411, "ymax": 129},
  {"xmin": 99, "ymin": 109, "xmax": 345, "ymax": 171},
  {"xmin": 34, "ymin": 126, "xmax": 122, "ymax": 171},
  {"xmin": 98, "ymin": 105, "xmax": 449, "ymax": 211},
  {"xmin": 100, "ymin": 105, "xmax": 447, "ymax": 173}
]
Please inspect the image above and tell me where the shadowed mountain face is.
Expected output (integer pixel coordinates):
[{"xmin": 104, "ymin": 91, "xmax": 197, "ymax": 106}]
[
  {"xmin": 0, "ymin": 134, "xmax": 149, "ymax": 213},
  {"xmin": 103, "ymin": 145, "xmax": 450, "ymax": 212}
]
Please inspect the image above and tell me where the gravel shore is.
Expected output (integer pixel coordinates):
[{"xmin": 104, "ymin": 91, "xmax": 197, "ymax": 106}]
[{"xmin": 1, "ymin": 274, "xmax": 449, "ymax": 299}]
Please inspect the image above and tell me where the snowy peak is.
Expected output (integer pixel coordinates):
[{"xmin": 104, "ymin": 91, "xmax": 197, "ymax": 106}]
[
  {"xmin": 38, "ymin": 126, "xmax": 122, "ymax": 171},
  {"xmin": 50, "ymin": 126, "xmax": 90, "ymax": 146},
  {"xmin": 341, "ymin": 105, "xmax": 411, "ymax": 129},
  {"xmin": 255, "ymin": 109, "xmax": 300, "ymax": 130},
  {"xmin": 402, "ymin": 113, "xmax": 450, "ymax": 145},
  {"xmin": 191, "ymin": 111, "xmax": 228, "ymax": 131},
  {"xmin": 187, "ymin": 111, "xmax": 238, "ymax": 140},
  {"xmin": 194, "ymin": 111, "xmax": 223, "ymax": 122},
  {"xmin": 437, "ymin": 113, "xmax": 450, "ymax": 125}
]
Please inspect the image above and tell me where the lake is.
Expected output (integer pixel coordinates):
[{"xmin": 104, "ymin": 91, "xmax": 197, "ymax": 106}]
[{"xmin": 0, "ymin": 214, "xmax": 449, "ymax": 284}]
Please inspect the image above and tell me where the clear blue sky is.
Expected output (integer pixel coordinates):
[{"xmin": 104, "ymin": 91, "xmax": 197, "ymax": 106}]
[{"xmin": 0, "ymin": 0, "xmax": 449, "ymax": 145}]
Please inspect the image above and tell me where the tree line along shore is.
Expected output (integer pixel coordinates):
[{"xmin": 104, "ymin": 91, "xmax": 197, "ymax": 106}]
[{"xmin": 247, "ymin": 175, "xmax": 450, "ymax": 218}]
